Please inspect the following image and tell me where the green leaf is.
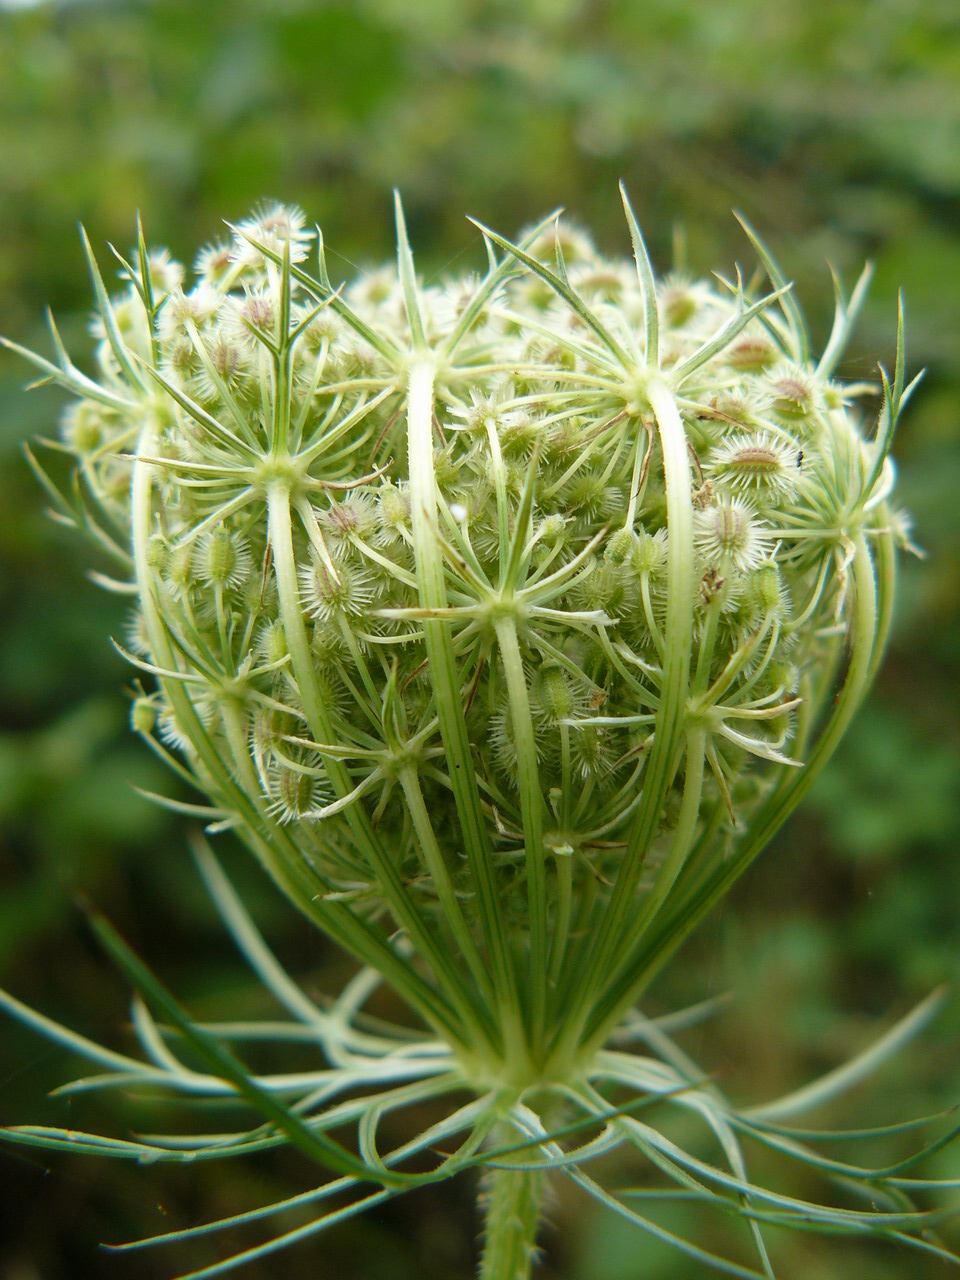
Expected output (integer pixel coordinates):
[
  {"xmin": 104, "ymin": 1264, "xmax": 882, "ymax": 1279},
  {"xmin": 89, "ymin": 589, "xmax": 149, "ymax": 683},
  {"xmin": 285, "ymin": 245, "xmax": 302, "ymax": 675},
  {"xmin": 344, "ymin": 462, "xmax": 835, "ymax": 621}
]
[
  {"xmin": 466, "ymin": 217, "xmax": 632, "ymax": 369},
  {"xmin": 393, "ymin": 190, "xmax": 426, "ymax": 352},
  {"xmin": 441, "ymin": 208, "xmax": 562, "ymax": 358},
  {"xmin": 79, "ymin": 225, "xmax": 145, "ymax": 389},
  {"xmin": 744, "ymin": 988, "xmax": 945, "ymax": 1122},
  {"xmin": 83, "ymin": 904, "xmax": 389, "ymax": 1184},
  {"xmin": 619, "ymin": 181, "xmax": 659, "ymax": 368},
  {"xmin": 817, "ymin": 260, "xmax": 874, "ymax": 377},
  {"xmin": 733, "ymin": 212, "xmax": 810, "ymax": 365}
]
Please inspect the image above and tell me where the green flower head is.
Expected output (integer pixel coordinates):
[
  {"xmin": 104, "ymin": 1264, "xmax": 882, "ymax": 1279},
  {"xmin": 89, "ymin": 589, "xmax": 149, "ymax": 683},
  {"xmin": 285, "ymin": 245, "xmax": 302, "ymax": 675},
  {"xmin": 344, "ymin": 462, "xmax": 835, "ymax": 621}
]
[{"xmin": 3, "ymin": 189, "xmax": 935, "ymax": 1280}]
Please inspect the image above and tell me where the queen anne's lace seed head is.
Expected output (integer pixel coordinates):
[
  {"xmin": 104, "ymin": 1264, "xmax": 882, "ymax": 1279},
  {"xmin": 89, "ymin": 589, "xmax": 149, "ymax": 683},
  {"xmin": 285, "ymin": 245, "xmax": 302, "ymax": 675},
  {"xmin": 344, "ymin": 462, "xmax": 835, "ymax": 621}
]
[
  {"xmin": 10, "ymin": 195, "xmax": 933, "ymax": 1277},
  {"xmin": 21, "ymin": 195, "xmax": 913, "ymax": 1040},
  {"xmin": 9, "ymin": 179, "xmax": 953, "ymax": 1280}
]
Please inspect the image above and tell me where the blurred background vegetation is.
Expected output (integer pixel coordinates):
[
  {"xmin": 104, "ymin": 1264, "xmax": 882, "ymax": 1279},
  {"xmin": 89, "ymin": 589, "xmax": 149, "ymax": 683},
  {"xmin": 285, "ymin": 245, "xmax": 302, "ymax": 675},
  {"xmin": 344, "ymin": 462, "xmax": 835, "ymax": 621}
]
[{"xmin": 0, "ymin": 1, "xmax": 958, "ymax": 1276}]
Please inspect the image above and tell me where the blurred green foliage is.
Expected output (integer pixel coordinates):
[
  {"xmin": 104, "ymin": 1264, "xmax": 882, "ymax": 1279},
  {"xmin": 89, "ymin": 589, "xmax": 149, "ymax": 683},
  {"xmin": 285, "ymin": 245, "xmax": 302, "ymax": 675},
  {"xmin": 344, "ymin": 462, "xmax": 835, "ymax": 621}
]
[{"xmin": 0, "ymin": 1, "xmax": 957, "ymax": 1277}]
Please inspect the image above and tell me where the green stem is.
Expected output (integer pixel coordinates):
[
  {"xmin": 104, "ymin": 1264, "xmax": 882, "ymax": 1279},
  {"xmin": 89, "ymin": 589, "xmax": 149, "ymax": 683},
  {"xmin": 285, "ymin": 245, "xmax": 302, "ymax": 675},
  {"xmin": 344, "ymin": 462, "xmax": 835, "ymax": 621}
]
[
  {"xmin": 266, "ymin": 480, "xmax": 493, "ymax": 1054},
  {"xmin": 548, "ymin": 851, "xmax": 573, "ymax": 987},
  {"xmin": 577, "ymin": 727, "xmax": 705, "ymax": 1059},
  {"xmin": 400, "ymin": 766, "xmax": 497, "ymax": 1017},
  {"xmin": 406, "ymin": 358, "xmax": 526, "ymax": 1071},
  {"xmin": 495, "ymin": 615, "xmax": 547, "ymax": 1057},
  {"xmin": 583, "ymin": 530, "xmax": 884, "ymax": 1047},
  {"xmin": 131, "ymin": 429, "xmax": 461, "ymax": 1042},
  {"xmin": 479, "ymin": 1159, "xmax": 542, "ymax": 1280},
  {"xmin": 550, "ymin": 377, "xmax": 694, "ymax": 1062},
  {"xmin": 270, "ymin": 246, "xmax": 294, "ymax": 454},
  {"xmin": 866, "ymin": 517, "xmax": 897, "ymax": 689}
]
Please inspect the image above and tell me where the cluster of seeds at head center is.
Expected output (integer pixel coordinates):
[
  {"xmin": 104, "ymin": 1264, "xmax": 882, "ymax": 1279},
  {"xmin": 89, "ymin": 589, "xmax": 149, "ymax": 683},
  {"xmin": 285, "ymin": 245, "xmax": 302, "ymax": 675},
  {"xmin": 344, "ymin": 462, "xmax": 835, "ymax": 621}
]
[{"xmin": 57, "ymin": 203, "xmax": 889, "ymax": 916}]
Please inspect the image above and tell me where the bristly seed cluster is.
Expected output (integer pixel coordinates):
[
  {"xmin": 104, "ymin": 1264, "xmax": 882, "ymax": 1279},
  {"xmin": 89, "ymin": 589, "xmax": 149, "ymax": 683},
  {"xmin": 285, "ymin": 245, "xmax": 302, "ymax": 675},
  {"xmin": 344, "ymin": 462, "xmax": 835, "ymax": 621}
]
[
  {"xmin": 8, "ymin": 194, "xmax": 943, "ymax": 1280},
  {"xmin": 17, "ymin": 193, "xmax": 915, "ymax": 1065}
]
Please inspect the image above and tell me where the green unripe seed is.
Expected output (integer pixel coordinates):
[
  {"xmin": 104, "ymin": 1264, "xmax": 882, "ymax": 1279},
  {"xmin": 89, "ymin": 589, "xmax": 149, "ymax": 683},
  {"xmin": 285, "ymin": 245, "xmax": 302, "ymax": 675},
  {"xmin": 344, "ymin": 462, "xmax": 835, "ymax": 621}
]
[
  {"xmin": 605, "ymin": 527, "xmax": 636, "ymax": 566},
  {"xmin": 726, "ymin": 335, "xmax": 776, "ymax": 371},
  {"xmin": 130, "ymin": 697, "xmax": 156, "ymax": 735},
  {"xmin": 630, "ymin": 528, "xmax": 667, "ymax": 576},
  {"xmin": 274, "ymin": 765, "xmax": 316, "ymax": 822},
  {"xmin": 379, "ymin": 483, "xmax": 408, "ymax": 530},
  {"xmin": 534, "ymin": 663, "xmax": 575, "ymax": 723},
  {"xmin": 257, "ymin": 620, "xmax": 288, "ymax": 666},
  {"xmin": 197, "ymin": 527, "xmax": 244, "ymax": 586}
]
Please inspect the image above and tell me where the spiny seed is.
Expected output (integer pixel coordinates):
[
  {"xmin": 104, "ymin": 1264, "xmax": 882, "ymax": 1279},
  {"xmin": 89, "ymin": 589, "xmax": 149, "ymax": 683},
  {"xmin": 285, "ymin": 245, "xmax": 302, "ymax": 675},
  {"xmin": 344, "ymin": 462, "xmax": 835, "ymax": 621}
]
[
  {"xmin": 210, "ymin": 335, "xmax": 244, "ymax": 380},
  {"xmin": 630, "ymin": 528, "xmax": 667, "ymax": 576},
  {"xmin": 196, "ymin": 528, "xmax": 251, "ymax": 588},
  {"xmin": 145, "ymin": 533, "xmax": 170, "ymax": 575},
  {"xmin": 709, "ymin": 433, "xmax": 800, "ymax": 498},
  {"xmin": 539, "ymin": 514, "xmax": 566, "ymax": 543},
  {"xmin": 535, "ymin": 665, "xmax": 575, "ymax": 722},
  {"xmin": 731, "ymin": 446, "xmax": 779, "ymax": 471},
  {"xmin": 325, "ymin": 502, "xmax": 366, "ymax": 539},
  {"xmin": 242, "ymin": 294, "xmax": 275, "ymax": 333},
  {"xmin": 62, "ymin": 403, "xmax": 103, "ymax": 453},
  {"xmin": 605, "ymin": 527, "xmax": 636, "ymax": 566},
  {"xmin": 772, "ymin": 375, "xmax": 813, "ymax": 418},
  {"xmin": 663, "ymin": 285, "xmax": 698, "ymax": 327},
  {"xmin": 694, "ymin": 499, "xmax": 770, "ymax": 571},
  {"xmin": 750, "ymin": 563, "xmax": 783, "ymax": 612},
  {"xmin": 257, "ymin": 620, "xmax": 287, "ymax": 665},
  {"xmin": 726, "ymin": 336, "xmax": 776, "ymax": 370},
  {"xmin": 301, "ymin": 559, "xmax": 372, "ymax": 620},
  {"xmin": 379, "ymin": 483, "xmax": 408, "ymax": 530},
  {"xmin": 166, "ymin": 544, "xmax": 194, "ymax": 591},
  {"xmin": 274, "ymin": 766, "xmax": 316, "ymax": 822},
  {"xmin": 716, "ymin": 505, "xmax": 745, "ymax": 545},
  {"xmin": 169, "ymin": 339, "xmax": 195, "ymax": 372},
  {"xmin": 130, "ymin": 697, "xmax": 156, "ymax": 735}
]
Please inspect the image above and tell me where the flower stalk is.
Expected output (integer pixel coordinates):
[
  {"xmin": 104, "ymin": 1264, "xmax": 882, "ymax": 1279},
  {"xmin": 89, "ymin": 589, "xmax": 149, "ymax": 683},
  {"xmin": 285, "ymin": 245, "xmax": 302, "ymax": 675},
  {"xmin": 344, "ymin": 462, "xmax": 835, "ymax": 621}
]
[{"xmin": 480, "ymin": 1159, "xmax": 543, "ymax": 1280}]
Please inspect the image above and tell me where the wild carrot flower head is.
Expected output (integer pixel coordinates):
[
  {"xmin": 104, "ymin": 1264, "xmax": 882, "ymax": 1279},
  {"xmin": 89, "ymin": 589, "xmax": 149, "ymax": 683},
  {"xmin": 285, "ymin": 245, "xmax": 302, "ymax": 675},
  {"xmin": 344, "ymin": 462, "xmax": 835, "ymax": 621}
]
[
  {"xmin": 35, "ymin": 200, "xmax": 910, "ymax": 942},
  {"xmin": 3, "ymin": 191, "xmax": 936, "ymax": 1280}
]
